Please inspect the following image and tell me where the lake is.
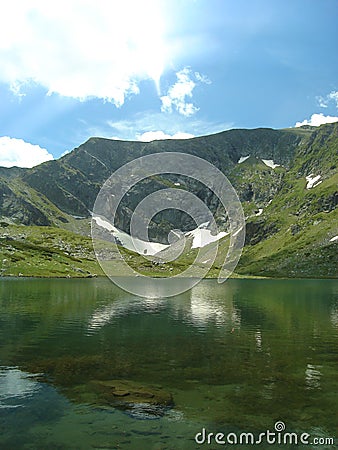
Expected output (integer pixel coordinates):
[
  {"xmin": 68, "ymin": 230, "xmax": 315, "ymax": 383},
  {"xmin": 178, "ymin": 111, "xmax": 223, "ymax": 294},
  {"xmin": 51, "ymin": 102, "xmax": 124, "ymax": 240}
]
[{"xmin": 0, "ymin": 278, "xmax": 337, "ymax": 449}]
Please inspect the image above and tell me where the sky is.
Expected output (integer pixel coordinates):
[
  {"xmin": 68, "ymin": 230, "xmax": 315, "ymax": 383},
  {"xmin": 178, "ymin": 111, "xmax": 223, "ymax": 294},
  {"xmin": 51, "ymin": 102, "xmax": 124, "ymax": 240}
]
[{"xmin": 0, "ymin": 0, "xmax": 337, "ymax": 167}]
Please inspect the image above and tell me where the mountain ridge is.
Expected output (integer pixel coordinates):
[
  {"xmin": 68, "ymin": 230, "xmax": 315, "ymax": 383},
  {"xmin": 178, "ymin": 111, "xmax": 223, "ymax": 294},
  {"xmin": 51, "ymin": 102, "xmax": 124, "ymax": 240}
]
[{"xmin": 0, "ymin": 123, "xmax": 337, "ymax": 278}]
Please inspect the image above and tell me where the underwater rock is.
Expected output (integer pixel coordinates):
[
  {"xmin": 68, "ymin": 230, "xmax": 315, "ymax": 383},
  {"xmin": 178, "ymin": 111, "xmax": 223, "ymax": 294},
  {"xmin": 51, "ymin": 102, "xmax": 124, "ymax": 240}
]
[
  {"xmin": 90, "ymin": 379, "xmax": 174, "ymax": 406},
  {"xmin": 89, "ymin": 379, "xmax": 174, "ymax": 418}
]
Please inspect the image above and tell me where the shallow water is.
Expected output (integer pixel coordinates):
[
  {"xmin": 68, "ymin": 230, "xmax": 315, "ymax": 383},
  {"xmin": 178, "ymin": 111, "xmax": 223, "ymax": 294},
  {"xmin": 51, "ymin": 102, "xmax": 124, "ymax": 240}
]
[{"xmin": 0, "ymin": 278, "xmax": 337, "ymax": 449}]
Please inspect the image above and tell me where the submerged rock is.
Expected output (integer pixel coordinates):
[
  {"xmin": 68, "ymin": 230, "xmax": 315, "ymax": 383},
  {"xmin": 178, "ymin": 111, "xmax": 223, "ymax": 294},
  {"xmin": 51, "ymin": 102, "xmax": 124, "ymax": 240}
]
[
  {"xmin": 89, "ymin": 379, "xmax": 174, "ymax": 418},
  {"xmin": 90, "ymin": 379, "xmax": 174, "ymax": 406}
]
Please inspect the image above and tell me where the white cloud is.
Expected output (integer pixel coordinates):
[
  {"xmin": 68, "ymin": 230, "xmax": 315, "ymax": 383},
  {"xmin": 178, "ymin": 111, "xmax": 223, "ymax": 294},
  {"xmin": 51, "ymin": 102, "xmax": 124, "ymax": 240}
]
[
  {"xmin": 194, "ymin": 72, "xmax": 211, "ymax": 84},
  {"xmin": 328, "ymin": 91, "xmax": 338, "ymax": 107},
  {"xmin": 317, "ymin": 90, "xmax": 338, "ymax": 109},
  {"xmin": 106, "ymin": 112, "xmax": 232, "ymax": 141},
  {"xmin": 294, "ymin": 113, "xmax": 338, "ymax": 127},
  {"xmin": 9, "ymin": 81, "xmax": 26, "ymax": 99},
  {"xmin": 160, "ymin": 67, "xmax": 210, "ymax": 116},
  {"xmin": 317, "ymin": 96, "xmax": 328, "ymax": 108},
  {"xmin": 0, "ymin": 0, "xmax": 166, "ymax": 106},
  {"xmin": 137, "ymin": 131, "xmax": 194, "ymax": 142},
  {"xmin": 0, "ymin": 136, "xmax": 53, "ymax": 168}
]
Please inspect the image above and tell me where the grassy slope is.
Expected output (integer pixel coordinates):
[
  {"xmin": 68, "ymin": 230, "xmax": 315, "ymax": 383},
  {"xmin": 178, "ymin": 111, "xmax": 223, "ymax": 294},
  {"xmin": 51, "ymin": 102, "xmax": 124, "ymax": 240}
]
[
  {"xmin": 236, "ymin": 146, "xmax": 338, "ymax": 278},
  {"xmin": 0, "ymin": 225, "xmax": 103, "ymax": 277},
  {"xmin": 0, "ymin": 224, "xmax": 249, "ymax": 279},
  {"xmin": 1, "ymin": 214, "xmax": 336, "ymax": 279}
]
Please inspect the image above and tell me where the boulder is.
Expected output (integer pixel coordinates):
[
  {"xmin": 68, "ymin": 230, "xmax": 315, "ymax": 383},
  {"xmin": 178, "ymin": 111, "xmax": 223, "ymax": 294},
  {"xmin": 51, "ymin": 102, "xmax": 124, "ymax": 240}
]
[{"xmin": 90, "ymin": 379, "xmax": 174, "ymax": 406}]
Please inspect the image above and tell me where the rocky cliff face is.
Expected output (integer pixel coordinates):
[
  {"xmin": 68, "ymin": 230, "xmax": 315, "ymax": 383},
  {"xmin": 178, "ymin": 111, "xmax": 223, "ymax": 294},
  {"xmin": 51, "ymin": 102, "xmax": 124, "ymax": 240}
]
[{"xmin": 4, "ymin": 127, "xmax": 303, "ymax": 229}]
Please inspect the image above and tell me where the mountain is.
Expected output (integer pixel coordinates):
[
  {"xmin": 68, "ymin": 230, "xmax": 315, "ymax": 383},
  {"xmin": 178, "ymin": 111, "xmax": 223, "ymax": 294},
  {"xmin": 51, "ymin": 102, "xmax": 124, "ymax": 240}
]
[{"xmin": 0, "ymin": 123, "xmax": 337, "ymax": 278}]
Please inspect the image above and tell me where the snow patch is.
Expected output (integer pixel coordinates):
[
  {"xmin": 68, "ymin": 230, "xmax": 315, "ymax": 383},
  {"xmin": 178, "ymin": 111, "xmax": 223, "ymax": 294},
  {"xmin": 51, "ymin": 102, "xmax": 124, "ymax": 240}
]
[
  {"xmin": 256, "ymin": 208, "xmax": 263, "ymax": 216},
  {"xmin": 186, "ymin": 227, "xmax": 228, "ymax": 249},
  {"xmin": 94, "ymin": 216, "xmax": 228, "ymax": 255},
  {"xmin": 262, "ymin": 159, "xmax": 280, "ymax": 169},
  {"xmin": 306, "ymin": 174, "xmax": 322, "ymax": 189},
  {"xmin": 330, "ymin": 235, "xmax": 338, "ymax": 242},
  {"xmin": 93, "ymin": 216, "xmax": 169, "ymax": 255},
  {"xmin": 238, "ymin": 155, "xmax": 250, "ymax": 164},
  {"xmin": 199, "ymin": 221, "xmax": 210, "ymax": 229},
  {"xmin": 93, "ymin": 216, "xmax": 115, "ymax": 232},
  {"xmin": 174, "ymin": 182, "xmax": 181, "ymax": 186}
]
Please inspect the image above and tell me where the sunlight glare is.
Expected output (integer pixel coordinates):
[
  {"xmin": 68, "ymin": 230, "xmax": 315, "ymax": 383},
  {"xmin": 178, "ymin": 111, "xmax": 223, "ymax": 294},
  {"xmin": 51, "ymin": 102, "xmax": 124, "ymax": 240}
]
[{"xmin": 0, "ymin": 0, "xmax": 169, "ymax": 102}]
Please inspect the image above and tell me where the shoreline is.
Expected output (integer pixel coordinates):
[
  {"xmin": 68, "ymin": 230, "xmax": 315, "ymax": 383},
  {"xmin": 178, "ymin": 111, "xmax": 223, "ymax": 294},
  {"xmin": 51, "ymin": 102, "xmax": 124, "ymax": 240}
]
[{"xmin": 1, "ymin": 274, "xmax": 337, "ymax": 281}]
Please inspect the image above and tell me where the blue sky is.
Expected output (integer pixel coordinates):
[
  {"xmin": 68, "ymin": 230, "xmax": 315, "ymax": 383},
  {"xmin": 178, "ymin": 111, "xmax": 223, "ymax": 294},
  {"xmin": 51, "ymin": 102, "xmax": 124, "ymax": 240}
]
[{"xmin": 0, "ymin": 0, "xmax": 337, "ymax": 167}]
